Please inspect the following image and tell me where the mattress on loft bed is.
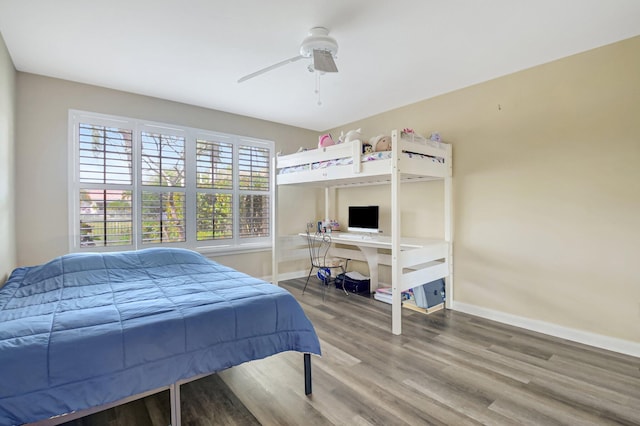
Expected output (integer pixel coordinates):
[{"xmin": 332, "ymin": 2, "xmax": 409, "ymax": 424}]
[
  {"xmin": 279, "ymin": 149, "xmax": 445, "ymax": 174},
  {"xmin": 0, "ymin": 248, "xmax": 321, "ymax": 425}
]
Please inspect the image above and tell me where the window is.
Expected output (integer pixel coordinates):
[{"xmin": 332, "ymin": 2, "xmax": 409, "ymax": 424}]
[
  {"xmin": 140, "ymin": 131, "xmax": 186, "ymax": 244},
  {"xmin": 196, "ymin": 139, "xmax": 233, "ymax": 241},
  {"xmin": 238, "ymin": 145, "xmax": 270, "ymax": 238},
  {"xmin": 77, "ymin": 123, "xmax": 133, "ymax": 247},
  {"xmin": 69, "ymin": 111, "xmax": 274, "ymax": 253}
]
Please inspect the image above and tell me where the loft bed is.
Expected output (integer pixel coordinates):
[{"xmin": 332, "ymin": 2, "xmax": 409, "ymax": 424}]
[
  {"xmin": 0, "ymin": 248, "xmax": 321, "ymax": 426},
  {"xmin": 272, "ymin": 129, "xmax": 453, "ymax": 335},
  {"xmin": 277, "ymin": 130, "xmax": 448, "ymax": 186}
]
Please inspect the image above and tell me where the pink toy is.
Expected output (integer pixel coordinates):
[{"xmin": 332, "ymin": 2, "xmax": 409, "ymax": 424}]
[{"xmin": 318, "ymin": 133, "xmax": 335, "ymax": 148}]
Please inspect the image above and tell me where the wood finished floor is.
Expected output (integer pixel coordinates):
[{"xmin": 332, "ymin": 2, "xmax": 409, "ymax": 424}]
[{"xmin": 63, "ymin": 278, "xmax": 640, "ymax": 426}]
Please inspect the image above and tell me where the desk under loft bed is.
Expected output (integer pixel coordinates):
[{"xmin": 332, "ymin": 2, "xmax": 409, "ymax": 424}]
[{"xmin": 272, "ymin": 129, "xmax": 453, "ymax": 335}]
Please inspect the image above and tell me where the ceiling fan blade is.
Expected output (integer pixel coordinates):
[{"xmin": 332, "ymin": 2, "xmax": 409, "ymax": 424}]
[
  {"xmin": 238, "ymin": 55, "xmax": 304, "ymax": 83},
  {"xmin": 313, "ymin": 49, "xmax": 338, "ymax": 73}
]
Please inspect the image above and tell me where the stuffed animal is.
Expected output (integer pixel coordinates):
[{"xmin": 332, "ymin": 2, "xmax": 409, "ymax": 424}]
[
  {"xmin": 318, "ymin": 133, "xmax": 335, "ymax": 148},
  {"xmin": 362, "ymin": 142, "xmax": 373, "ymax": 154},
  {"xmin": 341, "ymin": 128, "xmax": 363, "ymax": 144},
  {"xmin": 375, "ymin": 135, "xmax": 391, "ymax": 151},
  {"xmin": 369, "ymin": 134, "xmax": 392, "ymax": 152},
  {"xmin": 344, "ymin": 128, "xmax": 362, "ymax": 143}
]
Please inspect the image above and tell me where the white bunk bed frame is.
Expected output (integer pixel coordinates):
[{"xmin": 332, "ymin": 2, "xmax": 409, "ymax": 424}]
[{"xmin": 272, "ymin": 129, "xmax": 453, "ymax": 334}]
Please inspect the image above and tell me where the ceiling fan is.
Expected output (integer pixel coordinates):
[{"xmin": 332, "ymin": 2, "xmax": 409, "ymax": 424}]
[{"xmin": 238, "ymin": 27, "xmax": 339, "ymax": 83}]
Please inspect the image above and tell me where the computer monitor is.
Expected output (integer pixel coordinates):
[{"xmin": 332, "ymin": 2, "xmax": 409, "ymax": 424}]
[{"xmin": 348, "ymin": 205, "xmax": 379, "ymax": 233}]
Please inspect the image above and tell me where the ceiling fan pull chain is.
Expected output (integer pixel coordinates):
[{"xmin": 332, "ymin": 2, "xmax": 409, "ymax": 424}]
[{"xmin": 315, "ymin": 71, "xmax": 322, "ymax": 106}]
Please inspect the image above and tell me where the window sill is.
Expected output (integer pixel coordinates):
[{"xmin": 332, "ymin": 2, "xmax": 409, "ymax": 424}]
[{"xmin": 195, "ymin": 243, "xmax": 272, "ymax": 257}]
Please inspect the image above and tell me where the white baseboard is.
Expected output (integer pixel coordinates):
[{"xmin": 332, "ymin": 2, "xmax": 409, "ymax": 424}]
[{"xmin": 452, "ymin": 301, "xmax": 640, "ymax": 358}]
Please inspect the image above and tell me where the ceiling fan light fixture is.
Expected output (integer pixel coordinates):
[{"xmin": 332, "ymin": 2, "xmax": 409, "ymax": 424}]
[{"xmin": 299, "ymin": 27, "xmax": 338, "ymax": 59}]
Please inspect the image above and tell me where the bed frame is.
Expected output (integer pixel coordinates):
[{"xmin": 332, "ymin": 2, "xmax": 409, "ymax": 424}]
[
  {"xmin": 272, "ymin": 129, "xmax": 453, "ymax": 334},
  {"xmin": 28, "ymin": 354, "xmax": 313, "ymax": 426}
]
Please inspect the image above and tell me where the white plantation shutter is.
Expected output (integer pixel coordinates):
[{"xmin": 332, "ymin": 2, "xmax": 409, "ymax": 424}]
[
  {"xmin": 196, "ymin": 139, "xmax": 234, "ymax": 241},
  {"xmin": 239, "ymin": 194, "xmax": 270, "ymax": 237},
  {"xmin": 238, "ymin": 144, "xmax": 270, "ymax": 239},
  {"xmin": 196, "ymin": 139, "xmax": 233, "ymax": 190},
  {"xmin": 139, "ymin": 130, "xmax": 187, "ymax": 245},
  {"xmin": 79, "ymin": 189, "xmax": 133, "ymax": 247},
  {"xmin": 141, "ymin": 132, "xmax": 186, "ymax": 187},
  {"xmin": 70, "ymin": 111, "xmax": 273, "ymax": 252},
  {"xmin": 141, "ymin": 191, "xmax": 186, "ymax": 243},
  {"xmin": 77, "ymin": 123, "xmax": 134, "ymax": 247},
  {"xmin": 238, "ymin": 145, "xmax": 270, "ymax": 191},
  {"xmin": 78, "ymin": 123, "xmax": 133, "ymax": 184},
  {"xmin": 196, "ymin": 192, "xmax": 233, "ymax": 240}
]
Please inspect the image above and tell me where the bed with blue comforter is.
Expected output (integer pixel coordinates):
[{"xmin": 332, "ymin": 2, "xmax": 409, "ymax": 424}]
[{"xmin": 0, "ymin": 248, "xmax": 321, "ymax": 425}]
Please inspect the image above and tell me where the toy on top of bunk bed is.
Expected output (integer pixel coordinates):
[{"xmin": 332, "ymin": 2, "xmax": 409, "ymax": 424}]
[
  {"xmin": 339, "ymin": 128, "xmax": 363, "ymax": 144},
  {"xmin": 362, "ymin": 134, "xmax": 392, "ymax": 154},
  {"xmin": 319, "ymin": 128, "xmax": 365, "ymax": 149},
  {"xmin": 318, "ymin": 133, "xmax": 335, "ymax": 148},
  {"xmin": 401, "ymin": 128, "xmax": 444, "ymax": 148},
  {"xmin": 319, "ymin": 128, "xmax": 439, "ymax": 153},
  {"xmin": 370, "ymin": 134, "xmax": 392, "ymax": 152}
]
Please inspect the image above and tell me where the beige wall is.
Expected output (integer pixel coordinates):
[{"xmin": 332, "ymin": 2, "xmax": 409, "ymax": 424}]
[
  {"xmin": 0, "ymin": 33, "xmax": 16, "ymax": 283},
  {"xmin": 326, "ymin": 36, "xmax": 640, "ymax": 344},
  {"xmin": 14, "ymin": 74, "xmax": 318, "ymax": 277}
]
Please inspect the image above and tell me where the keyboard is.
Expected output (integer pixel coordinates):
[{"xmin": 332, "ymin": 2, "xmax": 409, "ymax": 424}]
[{"xmin": 335, "ymin": 233, "xmax": 372, "ymax": 240}]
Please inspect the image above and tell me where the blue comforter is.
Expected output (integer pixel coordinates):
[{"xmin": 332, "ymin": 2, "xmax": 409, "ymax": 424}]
[{"xmin": 0, "ymin": 248, "xmax": 321, "ymax": 425}]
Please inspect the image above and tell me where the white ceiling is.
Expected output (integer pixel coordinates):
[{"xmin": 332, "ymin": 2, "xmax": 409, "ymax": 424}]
[{"xmin": 1, "ymin": 0, "xmax": 640, "ymax": 131}]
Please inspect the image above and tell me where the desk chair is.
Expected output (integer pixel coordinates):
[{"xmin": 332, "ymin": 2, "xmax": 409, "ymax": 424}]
[{"xmin": 303, "ymin": 226, "xmax": 349, "ymax": 300}]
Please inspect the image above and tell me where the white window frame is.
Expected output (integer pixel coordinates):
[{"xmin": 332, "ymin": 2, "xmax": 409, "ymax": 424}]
[{"xmin": 68, "ymin": 110, "xmax": 274, "ymax": 255}]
